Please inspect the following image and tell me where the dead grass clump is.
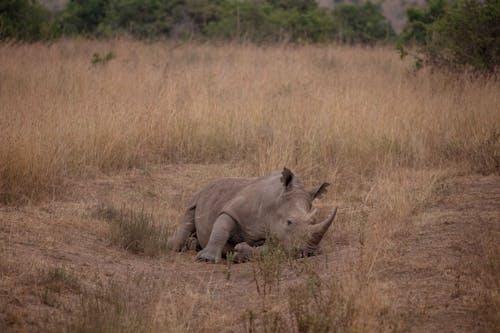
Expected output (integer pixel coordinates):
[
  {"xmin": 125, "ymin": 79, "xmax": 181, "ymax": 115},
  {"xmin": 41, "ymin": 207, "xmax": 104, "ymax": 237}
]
[
  {"xmin": 94, "ymin": 204, "xmax": 170, "ymax": 256},
  {"xmin": 243, "ymin": 308, "xmax": 287, "ymax": 333},
  {"xmin": 288, "ymin": 272, "xmax": 355, "ymax": 333},
  {"xmin": 71, "ymin": 273, "xmax": 225, "ymax": 333}
]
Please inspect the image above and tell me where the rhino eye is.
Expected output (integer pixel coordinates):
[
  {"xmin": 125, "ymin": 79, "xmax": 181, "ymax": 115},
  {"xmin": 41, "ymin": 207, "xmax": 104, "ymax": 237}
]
[{"xmin": 287, "ymin": 219, "xmax": 293, "ymax": 226}]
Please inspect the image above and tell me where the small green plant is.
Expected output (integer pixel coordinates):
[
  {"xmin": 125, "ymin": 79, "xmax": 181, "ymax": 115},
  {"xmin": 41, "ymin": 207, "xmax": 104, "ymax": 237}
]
[
  {"xmin": 93, "ymin": 204, "xmax": 170, "ymax": 257},
  {"xmin": 38, "ymin": 266, "xmax": 80, "ymax": 307},
  {"xmin": 225, "ymin": 251, "xmax": 236, "ymax": 281},
  {"xmin": 91, "ymin": 52, "xmax": 115, "ymax": 65},
  {"xmin": 251, "ymin": 236, "xmax": 288, "ymax": 298}
]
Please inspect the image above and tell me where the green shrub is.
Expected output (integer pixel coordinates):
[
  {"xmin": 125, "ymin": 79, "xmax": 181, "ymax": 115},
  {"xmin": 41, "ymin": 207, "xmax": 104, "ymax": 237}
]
[
  {"xmin": 56, "ymin": 0, "xmax": 110, "ymax": 35},
  {"xmin": 332, "ymin": 1, "xmax": 395, "ymax": 45},
  {"xmin": 398, "ymin": 0, "xmax": 500, "ymax": 73},
  {"xmin": 1, "ymin": 0, "xmax": 396, "ymax": 44},
  {"xmin": 0, "ymin": 0, "xmax": 52, "ymax": 41},
  {"xmin": 398, "ymin": 0, "xmax": 447, "ymax": 46},
  {"xmin": 205, "ymin": 1, "xmax": 336, "ymax": 43}
]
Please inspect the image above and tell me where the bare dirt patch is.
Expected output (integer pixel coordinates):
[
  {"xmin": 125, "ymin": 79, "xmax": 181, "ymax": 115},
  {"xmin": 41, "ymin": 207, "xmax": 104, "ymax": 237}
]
[
  {"xmin": 377, "ymin": 175, "xmax": 500, "ymax": 332},
  {"xmin": 0, "ymin": 166, "xmax": 498, "ymax": 332}
]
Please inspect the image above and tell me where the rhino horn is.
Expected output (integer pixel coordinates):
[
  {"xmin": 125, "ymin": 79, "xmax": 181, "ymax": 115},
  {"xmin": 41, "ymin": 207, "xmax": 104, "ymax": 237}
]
[{"xmin": 307, "ymin": 208, "xmax": 337, "ymax": 247}]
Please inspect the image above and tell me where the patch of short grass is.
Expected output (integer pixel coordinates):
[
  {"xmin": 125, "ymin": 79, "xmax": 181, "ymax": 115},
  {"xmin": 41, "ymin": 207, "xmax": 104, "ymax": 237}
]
[
  {"xmin": 94, "ymin": 204, "xmax": 170, "ymax": 257},
  {"xmin": 38, "ymin": 266, "xmax": 80, "ymax": 307}
]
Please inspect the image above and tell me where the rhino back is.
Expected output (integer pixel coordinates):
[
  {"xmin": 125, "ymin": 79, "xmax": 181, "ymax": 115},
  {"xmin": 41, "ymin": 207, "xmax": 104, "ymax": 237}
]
[
  {"xmin": 220, "ymin": 173, "xmax": 286, "ymax": 240},
  {"xmin": 194, "ymin": 177, "xmax": 255, "ymax": 247}
]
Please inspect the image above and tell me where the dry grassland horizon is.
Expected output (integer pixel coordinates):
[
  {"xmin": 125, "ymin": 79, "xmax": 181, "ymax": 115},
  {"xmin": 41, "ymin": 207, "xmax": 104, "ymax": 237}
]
[{"xmin": 1, "ymin": 39, "xmax": 498, "ymax": 204}]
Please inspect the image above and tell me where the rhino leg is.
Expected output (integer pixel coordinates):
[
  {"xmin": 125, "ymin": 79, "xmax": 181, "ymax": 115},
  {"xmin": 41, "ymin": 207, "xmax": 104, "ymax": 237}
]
[
  {"xmin": 196, "ymin": 213, "xmax": 236, "ymax": 263},
  {"xmin": 167, "ymin": 205, "xmax": 196, "ymax": 252},
  {"xmin": 234, "ymin": 242, "xmax": 266, "ymax": 262},
  {"xmin": 234, "ymin": 242, "xmax": 255, "ymax": 262}
]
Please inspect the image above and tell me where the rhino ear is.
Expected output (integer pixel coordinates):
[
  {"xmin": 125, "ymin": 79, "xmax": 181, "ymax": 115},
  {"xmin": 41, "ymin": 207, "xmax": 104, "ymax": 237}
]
[
  {"xmin": 309, "ymin": 182, "xmax": 330, "ymax": 200},
  {"xmin": 281, "ymin": 167, "xmax": 294, "ymax": 190}
]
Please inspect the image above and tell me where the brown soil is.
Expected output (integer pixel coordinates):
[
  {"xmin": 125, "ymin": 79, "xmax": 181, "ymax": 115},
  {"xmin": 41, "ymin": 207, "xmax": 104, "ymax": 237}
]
[
  {"xmin": 1, "ymin": 166, "xmax": 498, "ymax": 332},
  {"xmin": 377, "ymin": 175, "xmax": 500, "ymax": 332}
]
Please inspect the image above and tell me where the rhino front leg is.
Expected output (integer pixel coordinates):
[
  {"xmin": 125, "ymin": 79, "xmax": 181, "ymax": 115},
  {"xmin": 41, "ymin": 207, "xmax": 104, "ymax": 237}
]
[
  {"xmin": 196, "ymin": 213, "xmax": 236, "ymax": 263},
  {"xmin": 234, "ymin": 242, "xmax": 265, "ymax": 262},
  {"xmin": 167, "ymin": 205, "xmax": 196, "ymax": 252}
]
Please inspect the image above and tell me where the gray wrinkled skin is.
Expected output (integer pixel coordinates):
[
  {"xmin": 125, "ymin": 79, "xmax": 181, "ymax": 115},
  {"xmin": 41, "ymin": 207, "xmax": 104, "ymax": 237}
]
[{"xmin": 167, "ymin": 168, "xmax": 337, "ymax": 263}]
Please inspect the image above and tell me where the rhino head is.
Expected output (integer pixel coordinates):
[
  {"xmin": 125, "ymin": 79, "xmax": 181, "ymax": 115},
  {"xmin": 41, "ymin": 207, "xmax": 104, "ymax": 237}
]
[{"xmin": 264, "ymin": 167, "xmax": 337, "ymax": 256}]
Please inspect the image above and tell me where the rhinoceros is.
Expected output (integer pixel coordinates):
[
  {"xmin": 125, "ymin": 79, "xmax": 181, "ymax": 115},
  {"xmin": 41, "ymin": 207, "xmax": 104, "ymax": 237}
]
[{"xmin": 167, "ymin": 168, "xmax": 337, "ymax": 263}]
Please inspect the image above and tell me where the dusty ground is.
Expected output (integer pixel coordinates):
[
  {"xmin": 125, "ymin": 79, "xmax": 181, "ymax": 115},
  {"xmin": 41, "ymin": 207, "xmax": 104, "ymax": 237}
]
[
  {"xmin": 0, "ymin": 165, "xmax": 498, "ymax": 332},
  {"xmin": 377, "ymin": 175, "xmax": 500, "ymax": 332}
]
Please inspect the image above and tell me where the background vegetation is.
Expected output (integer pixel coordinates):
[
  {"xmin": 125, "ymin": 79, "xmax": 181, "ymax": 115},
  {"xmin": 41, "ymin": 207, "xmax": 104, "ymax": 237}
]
[
  {"xmin": 1, "ymin": 0, "xmax": 395, "ymax": 43},
  {"xmin": 2, "ymin": 0, "xmax": 498, "ymax": 72},
  {"xmin": 397, "ymin": 0, "xmax": 500, "ymax": 73}
]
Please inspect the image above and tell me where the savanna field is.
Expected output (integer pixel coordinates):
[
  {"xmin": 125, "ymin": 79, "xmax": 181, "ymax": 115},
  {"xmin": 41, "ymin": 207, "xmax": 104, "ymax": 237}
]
[{"xmin": 1, "ymin": 40, "xmax": 499, "ymax": 332}]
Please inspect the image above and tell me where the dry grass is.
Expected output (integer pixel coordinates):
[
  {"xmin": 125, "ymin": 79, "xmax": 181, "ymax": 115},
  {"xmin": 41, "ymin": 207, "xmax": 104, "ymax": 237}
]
[
  {"xmin": 1, "ymin": 39, "xmax": 499, "ymax": 332},
  {"xmin": 0, "ymin": 40, "xmax": 498, "ymax": 203},
  {"xmin": 93, "ymin": 203, "xmax": 171, "ymax": 256}
]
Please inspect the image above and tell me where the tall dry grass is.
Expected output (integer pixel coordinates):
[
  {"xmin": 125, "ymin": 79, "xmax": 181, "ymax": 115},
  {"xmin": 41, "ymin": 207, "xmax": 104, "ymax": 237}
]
[{"xmin": 0, "ymin": 39, "xmax": 498, "ymax": 203}]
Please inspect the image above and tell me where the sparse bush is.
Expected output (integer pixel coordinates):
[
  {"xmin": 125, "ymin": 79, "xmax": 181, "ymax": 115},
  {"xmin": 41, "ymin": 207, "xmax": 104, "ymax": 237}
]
[
  {"xmin": 288, "ymin": 273, "xmax": 356, "ymax": 333},
  {"xmin": 251, "ymin": 236, "xmax": 288, "ymax": 297},
  {"xmin": 242, "ymin": 236, "xmax": 291, "ymax": 332},
  {"xmin": 94, "ymin": 204, "xmax": 170, "ymax": 256}
]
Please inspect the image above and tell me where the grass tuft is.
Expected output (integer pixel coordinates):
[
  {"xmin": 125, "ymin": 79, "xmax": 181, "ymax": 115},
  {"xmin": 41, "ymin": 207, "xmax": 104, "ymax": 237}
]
[{"xmin": 94, "ymin": 204, "xmax": 170, "ymax": 257}]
